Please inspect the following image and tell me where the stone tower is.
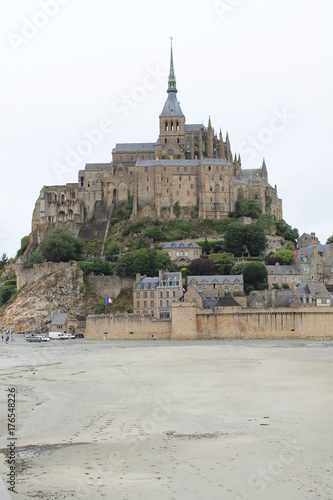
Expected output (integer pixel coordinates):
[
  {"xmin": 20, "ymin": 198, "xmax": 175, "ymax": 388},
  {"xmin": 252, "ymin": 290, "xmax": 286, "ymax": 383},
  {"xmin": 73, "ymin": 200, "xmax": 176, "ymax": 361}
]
[{"xmin": 157, "ymin": 41, "xmax": 186, "ymax": 159}]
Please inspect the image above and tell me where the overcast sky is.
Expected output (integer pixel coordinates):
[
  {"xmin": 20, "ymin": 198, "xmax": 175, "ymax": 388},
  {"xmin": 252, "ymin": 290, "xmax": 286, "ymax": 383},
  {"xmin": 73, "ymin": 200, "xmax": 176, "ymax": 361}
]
[{"xmin": 1, "ymin": 0, "xmax": 333, "ymax": 258}]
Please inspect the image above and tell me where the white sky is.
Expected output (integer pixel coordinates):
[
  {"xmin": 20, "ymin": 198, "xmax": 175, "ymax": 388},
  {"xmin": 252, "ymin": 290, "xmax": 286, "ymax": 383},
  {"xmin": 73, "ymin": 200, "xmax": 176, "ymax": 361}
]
[{"xmin": 1, "ymin": 0, "xmax": 333, "ymax": 258}]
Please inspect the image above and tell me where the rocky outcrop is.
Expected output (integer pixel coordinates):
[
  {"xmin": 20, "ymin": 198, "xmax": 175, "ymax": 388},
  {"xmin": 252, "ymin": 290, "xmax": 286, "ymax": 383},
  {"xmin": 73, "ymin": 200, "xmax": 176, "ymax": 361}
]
[{"xmin": 0, "ymin": 264, "xmax": 85, "ymax": 333}]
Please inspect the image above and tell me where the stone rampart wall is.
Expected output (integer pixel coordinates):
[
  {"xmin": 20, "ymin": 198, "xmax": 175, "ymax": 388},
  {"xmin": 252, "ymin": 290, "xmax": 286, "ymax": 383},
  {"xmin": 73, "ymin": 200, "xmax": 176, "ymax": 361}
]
[
  {"xmin": 86, "ymin": 313, "xmax": 171, "ymax": 340},
  {"xmin": 86, "ymin": 305, "xmax": 333, "ymax": 341},
  {"xmin": 16, "ymin": 262, "xmax": 73, "ymax": 289}
]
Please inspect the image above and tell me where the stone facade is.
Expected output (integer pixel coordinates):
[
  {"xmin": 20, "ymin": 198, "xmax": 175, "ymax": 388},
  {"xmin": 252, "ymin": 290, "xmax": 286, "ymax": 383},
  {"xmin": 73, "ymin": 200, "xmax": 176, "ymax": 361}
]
[
  {"xmin": 30, "ymin": 44, "xmax": 283, "ymax": 247},
  {"xmin": 133, "ymin": 271, "xmax": 183, "ymax": 319},
  {"xmin": 266, "ymin": 263, "xmax": 303, "ymax": 289},
  {"xmin": 162, "ymin": 241, "xmax": 201, "ymax": 266}
]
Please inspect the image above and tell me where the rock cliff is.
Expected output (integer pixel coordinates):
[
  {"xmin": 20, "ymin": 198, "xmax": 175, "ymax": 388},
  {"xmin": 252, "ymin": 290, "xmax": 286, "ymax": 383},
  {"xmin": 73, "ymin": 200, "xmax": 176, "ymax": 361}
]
[{"xmin": 0, "ymin": 264, "xmax": 85, "ymax": 332}]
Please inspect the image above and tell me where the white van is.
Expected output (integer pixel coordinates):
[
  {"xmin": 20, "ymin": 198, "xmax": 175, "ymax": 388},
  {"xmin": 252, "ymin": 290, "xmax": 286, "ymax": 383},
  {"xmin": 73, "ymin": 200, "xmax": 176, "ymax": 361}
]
[{"xmin": 49, "ymin": 332, "xmax": 66, "ymax": 340}]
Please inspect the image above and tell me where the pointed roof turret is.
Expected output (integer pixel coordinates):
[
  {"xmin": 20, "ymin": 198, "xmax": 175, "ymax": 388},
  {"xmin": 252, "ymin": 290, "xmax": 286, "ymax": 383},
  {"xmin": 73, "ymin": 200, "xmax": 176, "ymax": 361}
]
[
  {"xmin": 261, "ymin": 157, "xmax": 268, "ymax": 179},
  {"xmin": 160, "ymin": 39, "xmax": 184, "ymax": 118}
]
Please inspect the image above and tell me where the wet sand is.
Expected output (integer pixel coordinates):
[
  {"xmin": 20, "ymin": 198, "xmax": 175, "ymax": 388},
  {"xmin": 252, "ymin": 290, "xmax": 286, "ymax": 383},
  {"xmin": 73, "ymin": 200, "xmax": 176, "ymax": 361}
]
[{"xmin": 0, "ymin": 337, "xmax": 332, "ymax": 499}]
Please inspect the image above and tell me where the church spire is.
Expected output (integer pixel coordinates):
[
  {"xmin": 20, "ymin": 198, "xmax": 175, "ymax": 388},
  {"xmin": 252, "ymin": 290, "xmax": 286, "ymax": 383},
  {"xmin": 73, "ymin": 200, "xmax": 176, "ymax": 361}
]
[{"xmin": 167, "ymin": 38, "xmax": 177, "ymax": 93}]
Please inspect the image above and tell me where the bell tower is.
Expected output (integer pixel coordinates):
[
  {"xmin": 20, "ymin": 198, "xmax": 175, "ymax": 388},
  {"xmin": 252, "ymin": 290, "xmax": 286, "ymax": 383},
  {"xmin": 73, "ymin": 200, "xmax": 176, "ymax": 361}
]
[{"xmin": 157, "ymin": 39, "xmax": 186, "ymax": 159}]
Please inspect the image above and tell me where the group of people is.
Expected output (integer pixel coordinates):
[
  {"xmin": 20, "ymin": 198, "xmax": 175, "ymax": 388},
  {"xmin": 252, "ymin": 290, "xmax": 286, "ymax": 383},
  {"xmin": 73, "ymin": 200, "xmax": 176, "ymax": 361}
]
[{"xmin": 1, "ymin": 330, "xmax": 13, "ymax": 343}]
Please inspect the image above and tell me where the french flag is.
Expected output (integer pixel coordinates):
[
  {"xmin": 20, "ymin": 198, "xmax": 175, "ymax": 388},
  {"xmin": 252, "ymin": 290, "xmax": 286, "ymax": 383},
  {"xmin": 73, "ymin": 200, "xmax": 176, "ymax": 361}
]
[{"xmin": 106, "ymin": 296, "xmax": 113, "ymax": 304}]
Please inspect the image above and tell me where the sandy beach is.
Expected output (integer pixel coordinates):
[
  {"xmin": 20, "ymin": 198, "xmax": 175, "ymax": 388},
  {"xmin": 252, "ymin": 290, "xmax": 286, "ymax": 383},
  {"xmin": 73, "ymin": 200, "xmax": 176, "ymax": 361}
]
[{"xmin": 0, "ymin": 336, "xmax": 332, "ymax": 499}]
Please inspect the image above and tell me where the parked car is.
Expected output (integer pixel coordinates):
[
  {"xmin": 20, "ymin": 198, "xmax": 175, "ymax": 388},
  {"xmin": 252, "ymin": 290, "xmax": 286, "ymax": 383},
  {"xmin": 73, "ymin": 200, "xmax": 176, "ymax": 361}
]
[
  {"xmin": 69, "ymin": 333, "xmax": 76, "ymax": 339},
  {"xmin": 26, "ymin": 335, "xmax": 41, "ymax": 343},
  {"xmin": 36, "ymin": 335, "xmax": 50, "ymax": 342},
  {"xmin": 75, "ymin": 333, "xmax": 84, "ymax": 338}
]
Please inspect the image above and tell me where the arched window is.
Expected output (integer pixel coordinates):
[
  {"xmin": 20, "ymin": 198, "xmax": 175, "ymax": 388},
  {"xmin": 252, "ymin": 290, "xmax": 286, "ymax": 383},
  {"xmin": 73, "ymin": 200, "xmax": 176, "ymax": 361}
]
[{"xmin": 165, "ymin": 121, "xmax": 168, "ymax": 131}]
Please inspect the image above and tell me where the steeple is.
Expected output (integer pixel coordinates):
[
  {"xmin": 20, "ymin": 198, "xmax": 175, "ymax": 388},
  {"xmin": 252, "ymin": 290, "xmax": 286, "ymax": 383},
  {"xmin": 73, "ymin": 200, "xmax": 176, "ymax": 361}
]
[
  {"xmin": 160, "ymin": 39, "xmax": 184, "ymax": 118},
  {"xmin": 168, "ymin": 38, "xmax": 177, "ymax": 93}
]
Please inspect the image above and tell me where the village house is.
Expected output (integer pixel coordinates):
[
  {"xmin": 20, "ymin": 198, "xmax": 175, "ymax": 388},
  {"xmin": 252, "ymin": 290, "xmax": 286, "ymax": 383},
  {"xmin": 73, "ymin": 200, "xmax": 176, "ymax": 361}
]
[
  {"xmin": 162, "ymin": 241, "xmax": 202, "ymax": 266},
  {"xmin": 133, "ymin": 271, "xmax": 182, "ymax": 319},
  {"xmin": 266, "ymin": 263, "xmax": 302, "ymax": 289}
]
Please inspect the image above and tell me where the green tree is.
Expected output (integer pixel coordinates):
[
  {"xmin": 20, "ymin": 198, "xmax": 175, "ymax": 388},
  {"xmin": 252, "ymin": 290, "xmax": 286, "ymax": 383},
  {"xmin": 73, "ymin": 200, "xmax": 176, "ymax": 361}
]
[
  {"xmin": 245, "ymin": 200, "xmax": 262, "ymax": 219},
  {"xmin": 234, "ymin": 190, "xmax": 262, "ymax": 219},
  {"xmin": 144, "ymin": 226, "xmax": 165, "ymax": 241},
  {"xmin": 273, "ymin": 243, "xmax": 294, "ymax": 265},
  {"xmin": 224, "ymin": 222, "xmax": 245, "ymax": 256},
  {"xmin": 42, "ymin": 229, "xmax": 84, "ymax": 262},
  {"xmin": 173, "ymin": 201, "xmax": 181, "ymax": 218},
  {"xmin": 243, "ymin": 262, "xmax": 268, "ymax": 290},
  {"xmin": 20, "ymin": 236, "xmax": 30, "ymax": 255},
  {"xmin": 116, "ymin": 249, "xmax": 175, "ymax": 277},
  {"xmin": 0, "ymin": 253, "xmax": 8, "ymax": 270},
  {"xmin": 257, "ymin": 213, "xmax": 275, "ymax": 235},
  {"xmin": 0, "ymin": 286, "xmax": 15, "ymax": 306},
  {"xmin": 214, "ymin": 254, "xmax": 234, "ymax": 275},
  {"xmin": 244, "ymin": 225, "xmax": 268, "ymax": 256},
  {"xmin": 23, "ymin": 252, "xmax": 45, "ymax": 269},
  {"xmin": 326, "ymin": 235, "xmax": 333, "ymax": 244},
  {"xmin": 78, "ymin": 259, "xmax": 115, "ymax": 276},
  {"xmin": 234, "ymin": 189, "xmax": 246, "ymax": 217},
  {"xmin": 188, "ymin": 258, "xmax": 216, "ymax": 276},
  {"xmin": 275, "ymin": 219, "xmax": 299, "ymax": 242},
  {"xmin": 230, "ymin": 262, "xmax": 247, "ymax": 276}
]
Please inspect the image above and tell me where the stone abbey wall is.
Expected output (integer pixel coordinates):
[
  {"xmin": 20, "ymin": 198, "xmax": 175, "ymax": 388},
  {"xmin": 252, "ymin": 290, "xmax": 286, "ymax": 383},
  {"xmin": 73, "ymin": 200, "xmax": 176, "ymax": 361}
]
[{"xmin": 86, "ymin": 303, "xmax": 333, "ymax": 341}]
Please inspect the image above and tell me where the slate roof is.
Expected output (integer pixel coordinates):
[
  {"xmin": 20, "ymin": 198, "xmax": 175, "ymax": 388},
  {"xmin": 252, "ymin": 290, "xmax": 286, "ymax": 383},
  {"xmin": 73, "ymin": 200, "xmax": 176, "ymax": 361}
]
[
  {"xmin": 188, "ymin": 275, "xmax": 243, "ymax": 285},
  {"xmin": 137, "ymin": 160, "xmax": 200, "ymax": 167},
  {"xmin": 297, "ymin": 282, "xmax": 331, "ymax": 300},
  {"xmin": 185, "ymin": 124, "xmax": 207, "ymax": 132},
  {"xmin": 201, "ymin": 158, "xmax": 230, "ymax": 166},
  {"xmin": 298, "ymin": 245, "xmax": 330, "ymax": 259},
  {"xmin": 136, "ymin": 159, "xmax": 231, "ymax": 168},
  {"xmin": 215, "ymin": 295, "xmax": 241, "ymax": 307},
  {"xmin": 266, "ymin": 265, "xmax": 302, "ymax": 275},
  {"xmin": 112, "ymin": 143, "xmax": 156, "ymax": 153},
  {"xmin": 160, "ymin": 91, "xmax": 184, "ymax": 117},
  {"xmin": 134, "ymin": 277, "xmax": 159, "ymax": 290},
  {"xmin": 273, "ymin": 290, "xmax": 295, "ymax": 308},
  {"xmin": 241, "ymin": 168, "xmax": 261, "ymax": 180},
  {"xmin": 158, "ymin": 272, "xmax": 181, "ymax": 287},
  {"xmin": 162, "ymin": 242, "xmax": 201, "ymax": 249},
  {"xmin": 51, "ymin": 313, "xmax": 68, "ymax": 326}
]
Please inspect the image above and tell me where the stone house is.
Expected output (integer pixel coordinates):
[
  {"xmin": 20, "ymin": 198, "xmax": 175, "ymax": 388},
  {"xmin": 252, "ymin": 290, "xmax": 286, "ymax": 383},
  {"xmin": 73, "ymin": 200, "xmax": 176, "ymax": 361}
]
[
  {"xmin": 296, "ymin": 282, "xmax": 331, "ymax": 307},
  {"xmin": 297, "ymin": 232, "xmax": 320, "ymax": 248},
  {"xmin": 295, "ymin": 245, "xmax": 333, "ymax": 283},
  {"xmin": 266, "ymin": 263, "xmax": 302, "ymax": 289},
  {"xmin": 50, "ymin": 313, "xmax": 68, "ymax": 332},
  {"xmin": 187, "ymin": 275, "xmax": 244, "ymax": 295},
  {"xmin": 133, "ymin": 271, "xmax": 182, "ymax": 320},
  {"xmin": 162, "ymin": 241, "xmax": 202, "ymax": 266}
]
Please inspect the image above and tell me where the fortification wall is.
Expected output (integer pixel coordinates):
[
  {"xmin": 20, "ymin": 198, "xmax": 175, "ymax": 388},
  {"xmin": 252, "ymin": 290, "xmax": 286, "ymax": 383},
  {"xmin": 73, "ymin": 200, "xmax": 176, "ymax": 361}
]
[
  {"xmin": 193, "ymin": 308, "xmax": 333, "ymax": 340},
  {"xmin": 16, "ymin": 262, "xmax": 74, "ymax": 289},
  {"xmin": 88, "ymin": 276, "xmax": 134, "ymax": 299},
  {"xmin": 86, "ymin": 313, "xmax": 171, "ymax": 340}
]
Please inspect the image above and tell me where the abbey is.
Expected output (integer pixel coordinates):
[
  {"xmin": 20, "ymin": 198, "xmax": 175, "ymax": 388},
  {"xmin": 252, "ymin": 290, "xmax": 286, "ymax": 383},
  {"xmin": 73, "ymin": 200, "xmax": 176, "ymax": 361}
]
[{"xmin": 31, "ymin": 44, "xmax": 282, "ymax": 245}]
